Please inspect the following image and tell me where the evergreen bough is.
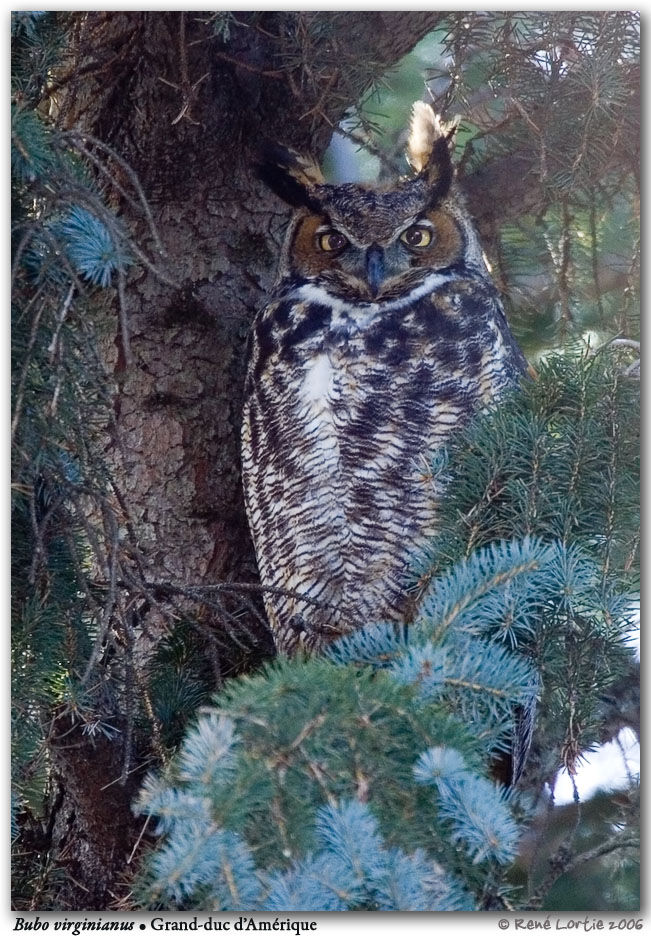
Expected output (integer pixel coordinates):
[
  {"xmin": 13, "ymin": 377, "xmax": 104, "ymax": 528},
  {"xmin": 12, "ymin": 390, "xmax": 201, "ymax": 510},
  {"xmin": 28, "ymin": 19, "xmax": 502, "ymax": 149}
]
[
  {"xmin": 12, "ymin": 14, "xmax": 144, "ymax": 899},
  {"xmin": 135, "ymin": 350, "xmax": 638, "ymax": 911}
]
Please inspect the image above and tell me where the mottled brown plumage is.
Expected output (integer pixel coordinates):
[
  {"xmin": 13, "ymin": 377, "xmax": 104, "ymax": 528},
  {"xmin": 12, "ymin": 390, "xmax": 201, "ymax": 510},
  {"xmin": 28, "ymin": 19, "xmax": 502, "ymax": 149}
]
[{"xmin": 242, "ymin": 104, "xmax": 527, "ymax": 654}]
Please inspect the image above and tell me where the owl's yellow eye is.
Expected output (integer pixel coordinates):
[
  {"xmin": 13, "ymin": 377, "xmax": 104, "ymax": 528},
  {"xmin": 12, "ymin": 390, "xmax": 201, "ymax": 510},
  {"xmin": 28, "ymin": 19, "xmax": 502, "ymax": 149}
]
[
  {"xmin": 318, "ymin": 231, "xmax": 348, "ymax": 253},
  {"xmin": 400, "ymin": 226, "xmax": 433, "ymax": 249}
]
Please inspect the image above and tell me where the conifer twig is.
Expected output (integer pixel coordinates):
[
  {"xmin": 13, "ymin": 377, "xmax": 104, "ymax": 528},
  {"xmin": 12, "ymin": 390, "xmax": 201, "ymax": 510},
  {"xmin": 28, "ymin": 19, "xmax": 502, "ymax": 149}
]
[{"xmin": 62, "ymin": 130, "xmax": 167, "ymax": 258}]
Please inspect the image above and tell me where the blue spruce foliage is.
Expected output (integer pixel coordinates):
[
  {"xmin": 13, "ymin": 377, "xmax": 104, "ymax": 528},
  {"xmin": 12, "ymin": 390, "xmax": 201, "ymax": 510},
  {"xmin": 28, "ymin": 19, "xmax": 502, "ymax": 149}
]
[
  {"xmin": 176, "ymin": 712, "xmax": 238, "ymax": 786},
  {"xmin": 133, "ymin": 532, "xmax": 637, "ymax": 910},
  {"xmin": 415, "ymin": 747, "xmax": 520, "ymax": 865},
  {"xmin": 135, "ymin": 536, "xmax": 550, "ymax": 911},
  {"xmin": 262, "ymin": 852, "xmax": 359, "ymax": 912},
  {"xmin": 56, "ymin": 206, "xmax": 131, "ymax": 287}
]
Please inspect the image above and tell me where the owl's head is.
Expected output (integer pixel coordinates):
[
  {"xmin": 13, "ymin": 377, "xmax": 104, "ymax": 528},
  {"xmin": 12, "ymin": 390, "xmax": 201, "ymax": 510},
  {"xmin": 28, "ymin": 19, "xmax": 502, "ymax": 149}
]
[{"xmin": 258, "ymin": 103, "xmax": 482, "ymax": 303}]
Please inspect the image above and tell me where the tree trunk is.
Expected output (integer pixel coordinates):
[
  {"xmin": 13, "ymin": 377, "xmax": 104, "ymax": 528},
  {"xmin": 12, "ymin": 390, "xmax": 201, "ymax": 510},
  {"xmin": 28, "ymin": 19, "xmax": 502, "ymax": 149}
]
[
  {"xmin": 47, "ymin": 10, "xmax": 444, "ymax": 908},
  {"xmin": 59, "ymin": 9, "xmax": 446, "ymax": 622}
]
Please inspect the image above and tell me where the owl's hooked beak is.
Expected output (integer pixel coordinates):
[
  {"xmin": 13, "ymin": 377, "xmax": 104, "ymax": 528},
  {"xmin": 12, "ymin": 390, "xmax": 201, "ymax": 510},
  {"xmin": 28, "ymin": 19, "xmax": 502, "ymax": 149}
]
[{"xmin": 365, "ymin": 246, "xmax": 385, "ymax": 298}]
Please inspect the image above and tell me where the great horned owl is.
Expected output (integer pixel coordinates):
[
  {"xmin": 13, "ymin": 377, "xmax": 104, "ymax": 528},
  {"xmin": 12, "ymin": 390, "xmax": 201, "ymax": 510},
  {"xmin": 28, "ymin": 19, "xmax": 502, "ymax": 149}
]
[{"xmin": 242, "ymin": 103, "xmax": 528, "ymax": 655}]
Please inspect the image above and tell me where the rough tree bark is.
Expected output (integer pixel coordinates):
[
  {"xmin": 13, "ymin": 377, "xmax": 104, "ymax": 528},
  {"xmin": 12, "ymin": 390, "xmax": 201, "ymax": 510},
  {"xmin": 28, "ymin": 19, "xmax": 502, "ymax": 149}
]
[{"xmin": 47, "ymin": 10, "xmax": 449, "ymax": 909}]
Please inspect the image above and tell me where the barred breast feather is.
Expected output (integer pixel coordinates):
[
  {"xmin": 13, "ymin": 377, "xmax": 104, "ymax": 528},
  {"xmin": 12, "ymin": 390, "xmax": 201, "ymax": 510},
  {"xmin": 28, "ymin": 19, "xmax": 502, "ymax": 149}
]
[{"xmin": 241, "ymin": 272, "xmax": 526, "ymax": 654}]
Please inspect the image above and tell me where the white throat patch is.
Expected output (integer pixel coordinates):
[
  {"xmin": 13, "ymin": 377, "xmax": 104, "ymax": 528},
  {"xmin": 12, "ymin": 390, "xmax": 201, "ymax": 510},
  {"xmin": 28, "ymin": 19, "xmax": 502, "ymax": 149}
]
[{"xmin": 295, "ymin": 271, "xmax": 453, "ymax": 322}]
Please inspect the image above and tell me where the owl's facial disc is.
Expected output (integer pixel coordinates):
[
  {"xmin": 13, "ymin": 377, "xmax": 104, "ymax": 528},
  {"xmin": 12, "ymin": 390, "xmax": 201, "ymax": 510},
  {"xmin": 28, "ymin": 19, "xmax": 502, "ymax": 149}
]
[{"xmin": 288, "ymin": 202, "xmax": 464, "ymax": 303}]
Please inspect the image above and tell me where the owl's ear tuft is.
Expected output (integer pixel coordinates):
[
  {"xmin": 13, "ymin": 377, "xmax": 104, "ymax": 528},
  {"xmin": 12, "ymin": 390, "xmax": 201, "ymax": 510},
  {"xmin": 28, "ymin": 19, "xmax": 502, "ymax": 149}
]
[
  {"xmin": 256, "ymin": 144, "xmax": 325, "ymax": 210},
  {"xmin": 406, "ymin": 102, "xmax": 458, "ymax": 201}
]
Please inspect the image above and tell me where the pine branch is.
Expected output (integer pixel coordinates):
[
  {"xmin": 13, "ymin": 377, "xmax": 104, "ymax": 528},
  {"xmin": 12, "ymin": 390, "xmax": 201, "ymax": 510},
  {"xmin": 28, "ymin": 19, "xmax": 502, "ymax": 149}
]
[{"xmin": 524, "ymin": 829, "xmax": 639, "ymax": 911}]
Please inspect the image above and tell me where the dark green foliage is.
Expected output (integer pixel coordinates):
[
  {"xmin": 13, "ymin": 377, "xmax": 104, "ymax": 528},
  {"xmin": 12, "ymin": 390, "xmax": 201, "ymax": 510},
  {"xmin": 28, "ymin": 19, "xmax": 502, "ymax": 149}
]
[
  {"xmin": 134, "ymin": 648, "xmax": 518, "ymax": 908},
  {"xmin": 199, "ymin": 658, "xmax": 480, "ymax": 866},
  {"xmin": 411, "ymin": 351, "xmax": 638, "ymax": 771},
  {"xmin": 12, "ymin": 12, "xmax": 157, "ymax": 903},
  {"xmin": 414, "ymin": 352, "xmax": 638, "ymax": 576},
  {"xmin": 133, "ymin": 542, "xmax": 560, "ymax": 908},
  {"xmin": 11, "ymin": 12, "xmax": 67, "ymax": 105},
  {"xmin": 11, "ymin": 105, "xmax": 56, "ymax": 183},
  {"xmin": 145, "ymin": 623, "xmax": 220, "ymax": 749},
  {"xmin": 134, "ymin": 519, "xmax": 638, "ymax": 909}
]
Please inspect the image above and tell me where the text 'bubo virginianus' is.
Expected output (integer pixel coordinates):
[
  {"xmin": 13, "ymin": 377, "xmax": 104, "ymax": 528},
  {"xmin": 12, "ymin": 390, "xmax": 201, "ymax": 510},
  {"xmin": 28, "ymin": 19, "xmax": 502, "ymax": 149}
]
[{"xmin": 242, "ymin": 102, "xmax": 528, "ymax": 655}]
